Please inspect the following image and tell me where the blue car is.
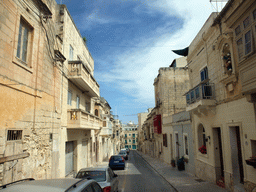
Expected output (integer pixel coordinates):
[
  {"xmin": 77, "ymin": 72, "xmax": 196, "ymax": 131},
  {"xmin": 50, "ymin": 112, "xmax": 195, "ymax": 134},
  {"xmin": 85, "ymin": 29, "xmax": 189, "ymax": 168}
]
[{"xmin": 109, "ymin": 155, "xmax": 125, "ymax": 170}]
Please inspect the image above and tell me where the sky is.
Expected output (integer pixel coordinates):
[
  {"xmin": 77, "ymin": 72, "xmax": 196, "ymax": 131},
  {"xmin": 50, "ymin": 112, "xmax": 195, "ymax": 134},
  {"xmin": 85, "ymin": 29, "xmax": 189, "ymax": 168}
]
[{"xmin": 59, "ymin": 0, "xmax": 226, "ymax": 124}]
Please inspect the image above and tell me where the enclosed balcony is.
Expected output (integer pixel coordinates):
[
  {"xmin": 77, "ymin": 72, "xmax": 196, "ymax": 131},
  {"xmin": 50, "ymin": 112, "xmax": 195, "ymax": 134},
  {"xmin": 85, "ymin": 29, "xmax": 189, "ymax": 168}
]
[
  {"xmin": 67, "ymin": 109, "xmax": 102, "ymax": 130},
  {"xmin": 185, "ymin": 83, "xmax": 216, "ymax": 113},
  {"xmin": 68, "ymin": 60, "xmax": 100, "ymax": 97}
]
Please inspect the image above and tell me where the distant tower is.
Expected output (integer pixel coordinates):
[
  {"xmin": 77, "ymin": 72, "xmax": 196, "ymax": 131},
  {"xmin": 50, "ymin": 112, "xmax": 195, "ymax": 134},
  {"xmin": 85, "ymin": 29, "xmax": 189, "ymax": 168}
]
[{"xmin": 210, "ymin": 0, "xmax": 228, "ymax": 13}]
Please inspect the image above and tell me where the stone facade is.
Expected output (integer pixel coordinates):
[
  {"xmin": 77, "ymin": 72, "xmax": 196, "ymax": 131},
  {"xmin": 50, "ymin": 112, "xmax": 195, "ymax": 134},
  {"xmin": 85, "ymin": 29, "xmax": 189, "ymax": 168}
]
[
  {"xmin": 186, "ymin": 1, "xmax": 256, "ymax": 190},
  {"xmin": 56, "ymin": 4, "xmax": 104, "ymax": 177},
  {"xmin": 121, "ymin": 122, "xmax": 138, "ymax": 150},
  {"xmin": 141, "ymin": 57, "xmax": 190, "ymax": 163},
  {"xmin": 0, "ymin": 0, "xmax": 62, "ymax": 184}
]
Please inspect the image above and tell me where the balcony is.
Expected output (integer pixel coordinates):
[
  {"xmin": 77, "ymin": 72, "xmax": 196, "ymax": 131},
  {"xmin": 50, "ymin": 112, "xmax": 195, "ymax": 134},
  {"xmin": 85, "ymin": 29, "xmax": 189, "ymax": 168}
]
[
  {"xmin": 185, "ymin": 83, "xmax": 216, "ymax": 113},
  {"xmin": 68, "ymin": 60, "xmax": 100, "ymax": 97},
  {"xmin": 99, "ymin": 127, "xmax": 113, "ymax": 136},
  {"xmin": 239, "ymin": 57, "xmax": 256, "ymax": 95},
  {"xmin": 67, "ymin": 109, "xmax": 102, "ymax": 130}
]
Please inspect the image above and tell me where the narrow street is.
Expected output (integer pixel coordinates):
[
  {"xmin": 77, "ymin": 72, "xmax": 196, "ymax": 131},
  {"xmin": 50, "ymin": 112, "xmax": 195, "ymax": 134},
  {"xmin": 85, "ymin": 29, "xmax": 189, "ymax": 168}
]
[{"xmin": 114, "ymin": 150, "xmax": 176, "ymax": 192}]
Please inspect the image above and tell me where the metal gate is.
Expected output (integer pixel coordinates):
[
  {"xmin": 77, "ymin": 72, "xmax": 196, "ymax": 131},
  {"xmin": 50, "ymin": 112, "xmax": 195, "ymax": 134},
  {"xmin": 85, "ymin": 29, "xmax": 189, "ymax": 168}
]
[{"xmin": 65, "ymin": 141, "xmax": 74, "ymax": 176}]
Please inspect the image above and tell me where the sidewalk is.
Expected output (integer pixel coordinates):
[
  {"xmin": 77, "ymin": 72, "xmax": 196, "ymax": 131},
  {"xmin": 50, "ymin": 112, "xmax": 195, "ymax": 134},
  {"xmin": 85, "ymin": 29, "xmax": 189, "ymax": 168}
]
[{"xmin": 136, "ymin": 150, "xmax": 228, "ymax": 192}]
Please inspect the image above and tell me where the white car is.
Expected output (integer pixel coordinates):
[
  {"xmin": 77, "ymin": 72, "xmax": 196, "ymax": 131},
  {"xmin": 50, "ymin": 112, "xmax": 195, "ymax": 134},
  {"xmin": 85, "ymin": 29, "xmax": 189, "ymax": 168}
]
[
  {"xmin": 121, "ymin": 148, "xmax": 130, "ymax": 154},
  {"xmin": 76, "ymin": 167, "xmax": 119, "ymax": 192}
]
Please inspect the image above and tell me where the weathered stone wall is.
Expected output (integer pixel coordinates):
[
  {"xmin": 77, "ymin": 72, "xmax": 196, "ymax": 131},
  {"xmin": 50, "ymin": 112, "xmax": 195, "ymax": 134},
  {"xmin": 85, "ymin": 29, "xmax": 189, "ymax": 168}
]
[{"xmin": 0, "ymin": 0, "xmax": 61, "ymax": 184}]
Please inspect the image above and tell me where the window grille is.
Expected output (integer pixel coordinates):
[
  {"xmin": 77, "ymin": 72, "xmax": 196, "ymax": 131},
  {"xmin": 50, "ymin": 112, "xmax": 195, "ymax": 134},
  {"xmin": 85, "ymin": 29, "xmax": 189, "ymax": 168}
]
[{"xmin": 7, "ymin": 130, "xmax": 22, "ymax": 141}]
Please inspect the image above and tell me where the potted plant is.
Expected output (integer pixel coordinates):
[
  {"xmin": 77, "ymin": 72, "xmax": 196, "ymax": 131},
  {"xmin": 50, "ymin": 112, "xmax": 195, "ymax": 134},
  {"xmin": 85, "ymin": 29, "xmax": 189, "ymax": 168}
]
[
  {"xmin": 199, "ymin": 145, "xmax": 207, "ymax": 154},
  {"xmin": 171, "ymin": 159, "xmax": 176, "ymax": 167},
  {"xmin": 245, "ymin": 155, "xmax": 256, "ymax": 168}
]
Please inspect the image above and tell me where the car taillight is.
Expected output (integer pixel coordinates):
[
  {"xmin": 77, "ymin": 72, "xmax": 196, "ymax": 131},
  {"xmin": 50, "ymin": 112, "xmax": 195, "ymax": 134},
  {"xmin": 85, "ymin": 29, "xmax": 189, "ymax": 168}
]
[
  {"xmin": 121, "ymin": 156, "xmax": 124, "ymax": 162},
  {"xmin": 103, "ymin": 186, "xmax": 111, "ymax": 192}
]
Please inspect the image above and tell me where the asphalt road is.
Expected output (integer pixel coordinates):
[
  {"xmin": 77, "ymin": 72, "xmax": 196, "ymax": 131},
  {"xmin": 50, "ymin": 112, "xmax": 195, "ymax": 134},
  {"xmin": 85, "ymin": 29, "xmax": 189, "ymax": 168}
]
[{"xmin": 113, "ymin": 150, "xmax": 176, "ymax": 192}]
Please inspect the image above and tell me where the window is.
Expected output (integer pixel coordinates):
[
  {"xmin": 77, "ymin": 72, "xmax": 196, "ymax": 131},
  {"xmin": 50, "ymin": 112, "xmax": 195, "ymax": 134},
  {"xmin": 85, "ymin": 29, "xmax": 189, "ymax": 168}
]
[
  {"xmin": 235, "ymin": 12, "xmax": 255, "ymax": 61},
  {"xmin": 17, "ymin": 18, "xmax": 32, "ymax": 64},
  {"xmin": 133, "ymin": 140, "xmax": 135, "ymax": 144},
  {"xmin": 69, "ymin": 45, "xmax": 74, "ymax": 60},
  {"xmin": 76, "ymin": 95, "xmax": 80, "ymax": 109},
  {"xmin": 200, "ymin": 67, "xmax": 208, "ymax": 82},
  {"xmin": 245, "ymin": 30, "xmax": 252, "ymax": 55},
  {"xmin": 236, "ymin": 38, "xmax": 243, "ymax": 60},
  {"xmin": 125, "ymin": 134, "xmax": 127, "ymax": 138},
  {"xmin": 198, "ymin": 124, "xmax": 207, "ymax": 154},
  {"xmin": 7, "ymin": 130, "xmax": 22, "ymax": 141},
  {"xmin": 86, "ymin": 102, "xmax": 90, "ymax": 113},
  {"xmin": 125, "ymin": 140, "xmax": 127, "ymax": 144},
  {"xmin": 129, "ymin": 139, "xmax": 131, "ymax": 143},
  {"xmin": 243, "ymin": 16, "xmax": 250, "ymax": 29},
  {"xmin": 132, "ymin": 134, "xmax": 135, "ymax": 138},
  {"xmin": 163, "ymin": 134, "xmax": 167, "ymax": 147},
  {"xmin": 95, "ymin": 109, "xmax": 98, "ymax": 116},
  {"xmin": 68, "ymin": 90, "xmax": 72, "ymax": 105},
  {"xmin": 253, "ymin": 9, "xmax": 256, "ymax": 20}
]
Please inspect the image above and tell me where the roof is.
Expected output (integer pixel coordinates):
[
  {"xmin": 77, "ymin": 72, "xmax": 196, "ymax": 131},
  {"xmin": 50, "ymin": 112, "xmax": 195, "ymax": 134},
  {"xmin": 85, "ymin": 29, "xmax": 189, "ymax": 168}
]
[
  {"xmin": 78, "ymin": 167, "xmax": 108, "ymax": 172},
  {"xmin": 0, "ymin": 178, "xmax": 92, "ymax": 192}
]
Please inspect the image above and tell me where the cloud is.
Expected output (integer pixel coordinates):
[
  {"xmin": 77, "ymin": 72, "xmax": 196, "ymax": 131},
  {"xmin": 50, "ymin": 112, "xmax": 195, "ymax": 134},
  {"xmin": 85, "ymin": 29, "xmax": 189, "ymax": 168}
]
[{"xmin": 93, "ymin": 0, "xmax": 224, "ymax": 107}]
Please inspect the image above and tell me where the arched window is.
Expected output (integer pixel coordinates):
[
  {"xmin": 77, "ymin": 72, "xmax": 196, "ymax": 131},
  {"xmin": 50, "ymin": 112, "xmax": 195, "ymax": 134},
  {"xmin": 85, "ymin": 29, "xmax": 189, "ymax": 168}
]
[
  {"xmin": 198, "ymin": 124, "xmax": 207, "ymax": 154},
  {"xmin": 95, "ymin": 109, "xmax": 98, "ymax": 116}
]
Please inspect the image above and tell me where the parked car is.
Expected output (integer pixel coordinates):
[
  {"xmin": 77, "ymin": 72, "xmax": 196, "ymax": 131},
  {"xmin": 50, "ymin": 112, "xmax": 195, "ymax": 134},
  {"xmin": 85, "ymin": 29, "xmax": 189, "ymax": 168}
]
[
  {"xmin": 76, "ymin": 167, "xmax": 118, "ymax": 192},
  {"xmin": 119, "ymin": 150, "xmax": 128, "ymax": 160},
  {"xmin": 121, "ymin": 148, "xmax": 129, "ymax": 155},
  {"xmin": 0, "ymin": 178, "xmax": 103, "ymax": 192},
  {"xmin": 109, "ymin": 155, "xmax": 125, "ymax": 170}
]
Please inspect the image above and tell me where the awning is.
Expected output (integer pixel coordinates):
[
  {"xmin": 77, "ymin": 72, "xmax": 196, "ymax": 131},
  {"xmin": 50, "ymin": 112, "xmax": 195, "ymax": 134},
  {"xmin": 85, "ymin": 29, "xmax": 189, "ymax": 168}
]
[{"xmin": 172, "ymin": 47, "xmax": 189, "ymax": 56}]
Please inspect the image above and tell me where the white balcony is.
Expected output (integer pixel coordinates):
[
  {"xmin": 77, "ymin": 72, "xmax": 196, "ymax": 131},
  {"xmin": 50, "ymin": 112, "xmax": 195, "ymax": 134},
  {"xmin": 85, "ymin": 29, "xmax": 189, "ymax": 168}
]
[{"xmin": 67, "ymin": 109, "xmax": 102, "ymax": 130}]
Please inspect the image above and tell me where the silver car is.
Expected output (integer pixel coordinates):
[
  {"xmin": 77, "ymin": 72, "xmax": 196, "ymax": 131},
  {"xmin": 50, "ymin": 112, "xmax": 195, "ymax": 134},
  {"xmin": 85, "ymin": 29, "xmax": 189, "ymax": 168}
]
[
  {"xmin": 76, "ymin": 167, "xmax": 119, "ymax": 192},
  {"xmin": 0, "ymin": 178, "xmax": 103, "ymax": 192}
]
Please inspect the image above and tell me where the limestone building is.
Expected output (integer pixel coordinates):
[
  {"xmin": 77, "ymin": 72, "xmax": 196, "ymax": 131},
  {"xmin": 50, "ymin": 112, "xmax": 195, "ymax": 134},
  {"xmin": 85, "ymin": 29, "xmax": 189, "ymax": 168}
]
[
  {"xmin": 185, "ymin": 1, "xmax": 256, "ymax": 190},
  {"xmin": 122, "ymin": 122, "xmax": 138, "ymax": 150},
  {"xmin": 95, "ymin": 97, "xmax": 114, "ymax": 161},
  {"xmin": 0, "ymin": 0, "xmax": 63, "ymax": 184},
  {"xmin": 56, "ymin": 4, "xmax": 103, "ymax": 177},
  {"xmin": 142, "ymin": 57, "xmax": 190, "ymax": 161}
]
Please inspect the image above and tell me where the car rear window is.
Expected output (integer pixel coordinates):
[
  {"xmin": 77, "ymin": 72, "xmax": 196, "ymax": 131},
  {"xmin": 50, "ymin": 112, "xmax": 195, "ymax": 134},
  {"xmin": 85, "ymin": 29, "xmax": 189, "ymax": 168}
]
[
  {"xmin": 76, "ymin": 171, "xmax": 106, "ymax": 182},
  {"xmin": 111, "ymin": 156, "xmax": 122, "ymax": 160},
  {"xmin": 119, "ymin": 151, "xmax": 126, "ymax": 154}
]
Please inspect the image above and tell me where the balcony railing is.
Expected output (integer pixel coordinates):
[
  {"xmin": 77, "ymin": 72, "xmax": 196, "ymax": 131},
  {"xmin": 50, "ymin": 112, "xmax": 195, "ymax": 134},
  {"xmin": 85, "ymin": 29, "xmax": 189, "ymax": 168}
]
[
  {"xmin": 68, "ymin": 60, "xmax": 100, "ymax": 97},
  {"xmin": 185, "ymin": 83, "xmax": 216, "ymax": 111},
  {"xmin": 67, "ymin": 109, "xmax": 102, "ymax": 130},
  {"xmin": 99, "ymin": 128, "xmax": 112, "ymax": 136}
]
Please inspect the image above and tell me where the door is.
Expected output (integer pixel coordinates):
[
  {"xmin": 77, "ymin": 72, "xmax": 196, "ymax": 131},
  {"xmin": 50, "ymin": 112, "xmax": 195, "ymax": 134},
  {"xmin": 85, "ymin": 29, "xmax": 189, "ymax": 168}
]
[
  {"xmin": 213, "ymin": 128, "xmax": 224, "ymax": 182},
  {"xmin": 175, "ymin": 133, "xmax": 179, "ymax": 160},
  {"xmin": 170, "ymin": 134, "xmax": 173, "ymax": 163},
  {"xmin": 65, "ymin": 141, "xmax": 74, "ymax": 175},
  {"xmin": 230, "ymin": 126, "xmax": 244, "ymax": 186},
  {"xmin": 82, "ymin": 139, "xmax": 88, "ymax": 168}
]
